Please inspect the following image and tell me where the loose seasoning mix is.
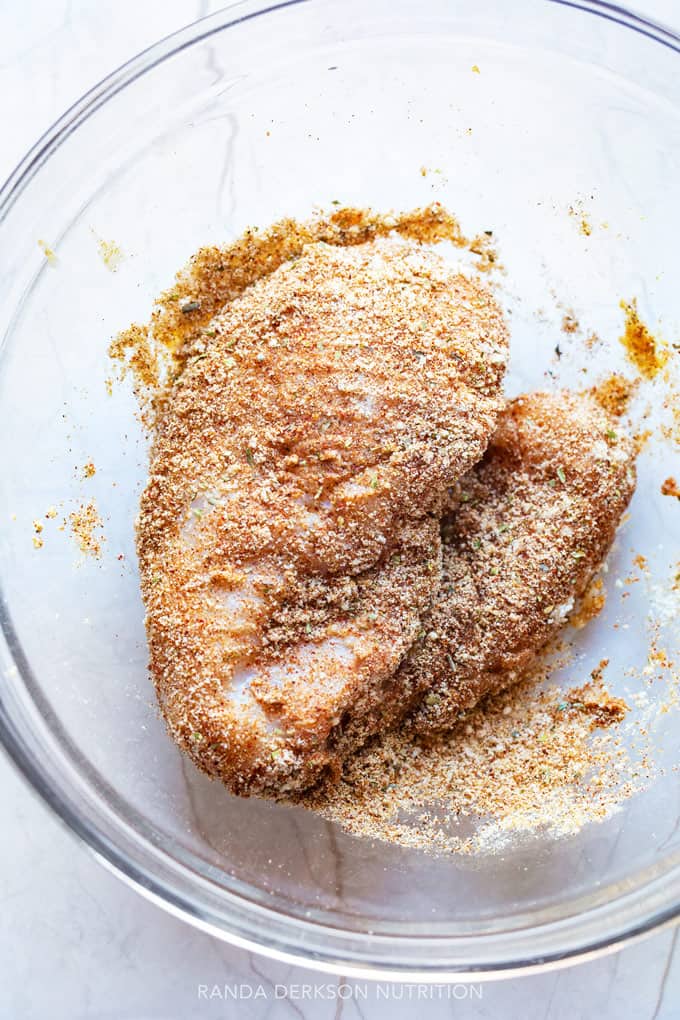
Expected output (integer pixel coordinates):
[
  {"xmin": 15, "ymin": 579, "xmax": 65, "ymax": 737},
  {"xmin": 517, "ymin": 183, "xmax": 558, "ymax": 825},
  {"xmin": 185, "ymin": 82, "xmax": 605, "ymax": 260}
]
[
  {"xmin": 302, "ymin": 668, "xmax": 640, "ymax": 855},
  {"xmin": 68, "ymin": 500, "xmax": 104, "ymax": 559}
]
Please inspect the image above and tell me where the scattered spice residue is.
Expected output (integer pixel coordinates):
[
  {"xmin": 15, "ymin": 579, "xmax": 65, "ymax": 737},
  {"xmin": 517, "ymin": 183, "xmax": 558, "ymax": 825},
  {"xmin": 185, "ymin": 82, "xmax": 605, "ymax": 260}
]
[
  {"xmin": 419, "ymin": 166, "xmax": 448, "ymax": 185},
  {"xmin": 568, "ymin": 202, "xmax": 593, "ymax": 237},
  {"xmin": 68, "ymin": 500, "xmax": 104, "ymax": 559},
  {"xmin": 31, "ymin": 506, "xmax": 61, "ymax": 549},
  {"xmin": 619, "ymin": 299, "xmax": 669, "ymax": 379},
  {"xmin": 660, "ymin": 379, "xmax": 680, "ymax": 448},
  {"xmin": 561, "ymin": 311, "xmax": 579, "ymax": 334},
  {"xmin": 109, "ymin": 203, "xmax": 499, "ymax": 412},
  {"xmin": 108, "ymin": 322, "xmax": 159, "ymax": 414},
  {"xmin": 95, "ymin": 236, "xmax": 124, "ymax": 272},
  {"xmin": 37, "ymin": 239, "xmax": 57, "ymax": 266},
  {"xmin": 570, "ymin": 577, "xmax": 606, "ymax": 629},
  {"xmin": 634, "ymin": 428, "xmax": 653, "ymax": 454},
  {"xmin": 591, "ymin": 373, "xmax": 636, "ymax": 418},
  {"xmin": 81, "ymin": 461, "xmax": 96, "ymax": 479},
  {"xmin": 661, "ymin": 476, "xmax": 680, "ymax": 500},
  {"xmin": 302, "ymin": 671, "xmax": 637, "ymax": 855}
]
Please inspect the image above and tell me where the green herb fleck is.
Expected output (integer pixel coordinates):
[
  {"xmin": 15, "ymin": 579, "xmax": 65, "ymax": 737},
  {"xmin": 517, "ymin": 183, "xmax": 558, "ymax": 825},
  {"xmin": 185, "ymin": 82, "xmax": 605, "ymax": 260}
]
[
  {"xmin": 245, "ymin": 447, "xmax": 255, "ymax": 468},
  {"xmin": 181, "ymin": 300, "xmax": 201, "ymax": 314},
  {"xmin": 557, "ymin": 466, "xmax": 566, "ymax": 484}
]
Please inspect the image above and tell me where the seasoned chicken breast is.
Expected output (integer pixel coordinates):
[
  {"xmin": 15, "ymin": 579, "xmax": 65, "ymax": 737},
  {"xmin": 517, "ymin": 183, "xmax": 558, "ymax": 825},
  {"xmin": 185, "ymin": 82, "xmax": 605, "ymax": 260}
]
[
  {"xmin": 402, "ymin": 390, "xmax": 637, "ymax": 734},
  {"xmin": 137, "ymin": 238, "xmax": 508, "ymax": 795}
]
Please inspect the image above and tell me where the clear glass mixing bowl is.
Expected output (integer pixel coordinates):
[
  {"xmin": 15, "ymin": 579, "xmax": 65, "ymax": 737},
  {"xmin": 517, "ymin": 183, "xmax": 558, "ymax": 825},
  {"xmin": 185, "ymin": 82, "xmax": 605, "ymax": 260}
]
[{"xmin": 1, "ymin": 0, "xmax": 679, "ymax": 979}]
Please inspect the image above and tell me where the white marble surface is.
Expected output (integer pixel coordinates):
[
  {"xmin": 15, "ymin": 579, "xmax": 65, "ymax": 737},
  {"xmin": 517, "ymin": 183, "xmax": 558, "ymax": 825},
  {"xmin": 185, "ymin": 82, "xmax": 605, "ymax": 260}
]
[{"xmin": 1, "ymin": 2, "xmax": 680, "ymax": 1017}]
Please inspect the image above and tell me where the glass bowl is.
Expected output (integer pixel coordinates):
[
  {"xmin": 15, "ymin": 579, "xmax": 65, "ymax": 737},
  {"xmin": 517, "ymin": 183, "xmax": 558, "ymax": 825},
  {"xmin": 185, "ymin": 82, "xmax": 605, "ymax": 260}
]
[{"xmin": 1, "ymin": 0, "xmax": 679, "ymax": 979}]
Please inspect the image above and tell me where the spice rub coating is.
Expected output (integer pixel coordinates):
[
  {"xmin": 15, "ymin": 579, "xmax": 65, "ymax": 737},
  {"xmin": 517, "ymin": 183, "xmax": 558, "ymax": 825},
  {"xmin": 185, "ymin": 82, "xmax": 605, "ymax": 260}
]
[
  {"xmin": 137, "ymin": 238, "xmax": 508, "ymax": 795},
  {"xmin": 404, "ymin": 391, "xmax": 637, "ymax": 734}
]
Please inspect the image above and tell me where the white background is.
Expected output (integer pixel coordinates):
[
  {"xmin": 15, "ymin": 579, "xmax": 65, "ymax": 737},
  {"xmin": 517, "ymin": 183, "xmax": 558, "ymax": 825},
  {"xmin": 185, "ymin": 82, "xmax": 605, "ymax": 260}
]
[{"xmin": 1, "ymin": 2, "xmax": 679, "ymax": 1017}]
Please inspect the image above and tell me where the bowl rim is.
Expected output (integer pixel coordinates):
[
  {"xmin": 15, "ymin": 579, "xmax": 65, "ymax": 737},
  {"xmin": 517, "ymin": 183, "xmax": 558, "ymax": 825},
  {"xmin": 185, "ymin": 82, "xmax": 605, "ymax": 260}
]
[{"xmin": 1, "ymin": 0, "xmax": 680, "ymax": 980}]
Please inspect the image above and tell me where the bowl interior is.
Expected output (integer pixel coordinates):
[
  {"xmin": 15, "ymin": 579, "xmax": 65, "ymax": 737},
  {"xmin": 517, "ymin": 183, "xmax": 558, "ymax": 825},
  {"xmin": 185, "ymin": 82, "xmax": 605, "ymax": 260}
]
[{"xmin": 1, "ymin": 0, "xmax": 679, "ymax": 971}]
